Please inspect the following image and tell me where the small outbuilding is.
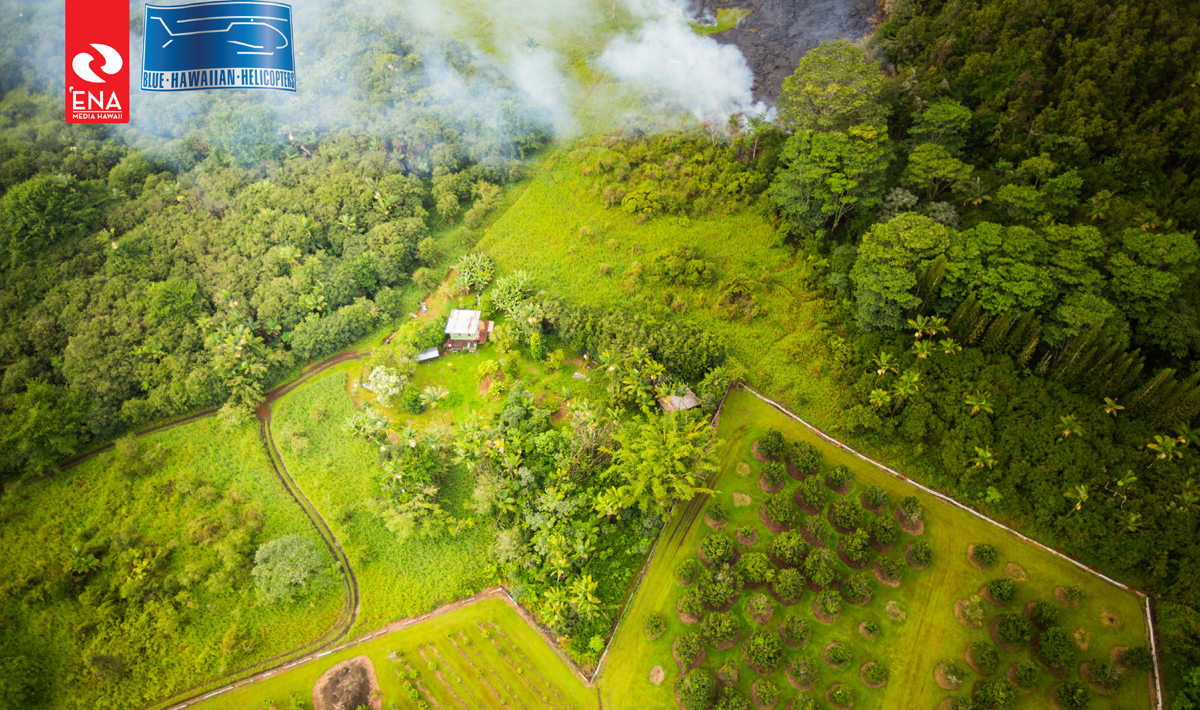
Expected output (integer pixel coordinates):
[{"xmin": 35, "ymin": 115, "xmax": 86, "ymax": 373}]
[
  {"xmin": 443, "ymin": 309, "xmax": 494, "ymax": 352},
  {"xmin": 416, "ymin": 347, "xmax": 440, "ymax": 363},
  {"xmin": 657, "ymin": 388, "xmax": 700, "ymax": 413}
]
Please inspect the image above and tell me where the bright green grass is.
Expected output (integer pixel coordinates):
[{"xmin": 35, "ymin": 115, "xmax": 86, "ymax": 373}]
[
  {"xmin": 692, "ymin": 7, "xmax": 753, "ymax": 35},
  {"xmin": 598, "ymin": 389, "xmax": 1151, "ymax": 709},
  {"xmin": 0, "ymin": 419, "xmax": 344, "ymax": 710},
  {"xmin": 358, "ymin": 342, "xmax": 609, "ymax": 431},
  {"xmin": 198, "ymin": 596, "xmax": 599, "ymax": 710},
  {"xmin": 476, "ymin": 150, "xmax": 845, "ymax": 417},
  {"xmin": 271, "ymin": 364, "xmax": 492, "ymax": 635}
]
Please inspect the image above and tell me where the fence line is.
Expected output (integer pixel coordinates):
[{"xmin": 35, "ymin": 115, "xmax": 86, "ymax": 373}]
[{"xmin": 738, "ymin": 383, "xmax": 1163, "ymax": 709}]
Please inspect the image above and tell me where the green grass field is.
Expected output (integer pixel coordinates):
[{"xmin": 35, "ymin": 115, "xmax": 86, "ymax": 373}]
[
  {"xmin": 199, "ymin": 595, "xmax": 599, "ymax": 710},
  {"xmin": 476, "ymin": 149, "xmax": 846, "ymax": 418},
  {"xmin": 0, "ymin": 419, "xmax": 345, "ymax": 710},
  {"xmin": 359, "ymin": 341, "xmax": 609, "ymax": 432},
  {"xmin": 597, "ymin": 389, "xmax": 1152, "ymax": 709},
  {"xmin": 271, "ymin": 365, "xmax": 493, "ymax": 635}
]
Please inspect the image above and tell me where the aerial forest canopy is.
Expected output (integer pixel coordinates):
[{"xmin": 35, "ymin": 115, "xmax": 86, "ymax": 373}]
[
  {"xmin": 762, "ymin": 0, "xmax": 1200, "ymax": 686},
  {"xmin": 0, "ymin": 0, "xmax": 552, "ymax": 477},
  {"xmin": 3, "ymin": 0, "xmax": 1200, "ymax": 705}
]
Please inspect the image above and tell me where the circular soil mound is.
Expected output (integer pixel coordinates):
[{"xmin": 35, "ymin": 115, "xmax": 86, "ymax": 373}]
[
  {"xmin": 1074, "ymin": 628, "xmax": 1091, "ymax": 651},
  {"xmin": 825, "ymin": 683, "xmax": 854, "ymax": 709},
  {"xmin": 1005, "ymin": 563, "xmax": 1027, "ymax": 581},
  {"xmin": 1100, "ymin": 609, "xmax": 1122, "ymax": 629},
  {"xmin": 649, "ymin": 665, "xmax": 665, "ymax": 685},
  {"xmin": 934, "ymin": 662, "xmax": 961, "ymax": 690},
  {"xmin": 966, "ymin": 544, "xmax": 989, "ymax": 570},
  {"xmin": 704, "ymin": 513, "xmax": 727, "ymax": 530},
  {"xmin": 1054, "ymin": 586, "xmax": 1082, "ymax": 609},
  {"xmin": 733, "ymin": 492, "xmax": 753, "ymax": 507},
  {"xmin": 1007, "ymin": 663, "xmax": 1035, "ymax": 694},
  {"xmin": 954, "ymin": 599, "xmax": 982, "ymax": 630},
  {"xmin": 886, "ymin": 600, "xmax": 907, "ymax": 621},
  {"xmin": 860, "ymin": 662, "xmax": 886, "ymax": 688},
  {"xmin": 313, "ymin": 655, "xmax": 381, "ymax": 710},
  {"xmin": 737, "ymin": 462, "xmax": 751, "ymax": 476}
]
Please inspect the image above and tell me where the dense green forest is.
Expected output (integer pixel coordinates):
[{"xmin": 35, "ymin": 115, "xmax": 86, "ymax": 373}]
[{"xmin": 4, "ymin": 0, "xmax": 1200, "ymax": 706}]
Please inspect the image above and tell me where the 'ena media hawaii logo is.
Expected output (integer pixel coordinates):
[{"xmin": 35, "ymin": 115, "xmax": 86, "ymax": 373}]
[{"xmin": 65, "ymin": 0, "xmax": 128, "ymax": 123}]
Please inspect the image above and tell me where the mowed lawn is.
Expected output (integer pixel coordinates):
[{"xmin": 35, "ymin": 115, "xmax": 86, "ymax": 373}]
[
  {"xmin": 198, "ymin": 595, "xmax": 599, "ymax": 710},
  {"xmin": 597, "ymin": 389, "xmax": 1151, "ymax": 709},
  {"xmin": 0, "ymin": 419, "xmax": 346, "ymax": 710},
  {"xmin": 271, "ymin": 365, "xmax": 493, "ymax": 636}
]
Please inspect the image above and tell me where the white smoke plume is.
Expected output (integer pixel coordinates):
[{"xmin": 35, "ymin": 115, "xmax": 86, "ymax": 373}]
[
  {"xmin": 3, "ymin": 0, "xmax": 765, "ymax": 155},
  {"xmin": 598, "ymin": 17, "xmax": 764, "ymax": 121}
]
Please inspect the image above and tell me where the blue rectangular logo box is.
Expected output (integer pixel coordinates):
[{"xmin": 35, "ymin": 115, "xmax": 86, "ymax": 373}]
[{"xmin": 141, "ymin": 1, "xmax": 296, "ymax": 92}]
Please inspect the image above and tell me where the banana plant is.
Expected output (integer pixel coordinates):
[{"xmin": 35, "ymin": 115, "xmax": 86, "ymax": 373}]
[{"xmin": 1063, "ymin": 484, "xmax": 1089, "ymax": 515}]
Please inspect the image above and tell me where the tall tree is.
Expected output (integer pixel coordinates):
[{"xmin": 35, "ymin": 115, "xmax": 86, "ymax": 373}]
[
  {"xmin": 770, "ymin": 123, "xmax": 892, "ymax": 235},
  {"xmin": 850, "ymin": 213, "xmax": 953, "ymax": 330},
  {"xmin": 778, "ymin": 38, "xmax": 887, "ymax": 132},
  {"xmin": 599, "ymin": 412, "xmax": 718, "ymax": 517}
]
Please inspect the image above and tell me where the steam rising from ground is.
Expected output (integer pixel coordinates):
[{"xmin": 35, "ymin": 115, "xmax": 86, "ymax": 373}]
[{"xmin": 598, "ymin": 18, "xmax": 763, "ymax": 121}]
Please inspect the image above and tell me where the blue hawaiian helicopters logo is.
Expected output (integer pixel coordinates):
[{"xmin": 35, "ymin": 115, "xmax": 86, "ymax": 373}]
[{"xmin": 141, "ymin": 1, "xmax": 296, "ymax": 92}]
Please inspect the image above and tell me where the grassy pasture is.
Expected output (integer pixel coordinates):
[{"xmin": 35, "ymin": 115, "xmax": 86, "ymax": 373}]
[
  {"xmin": 476, "ymin": 149, "xmax": 846, "ymax": 418},
  {"xmin": 597, "ymin": 389, "xmax": 1151, "ymax": 709},
  {"xmin": 357, "ymin": 338, "xmax": 609, "ymax": 432},
  {"xmin": 0, "ymin": 419, "xmax": 345, "ymax": 710},
  {"xmin": 198, "ymin": 595, "xmax": 599, "ymax": 710},
  {"xmin": 271, "ymin": 366, "xmax": 492, "ymax": 636}
]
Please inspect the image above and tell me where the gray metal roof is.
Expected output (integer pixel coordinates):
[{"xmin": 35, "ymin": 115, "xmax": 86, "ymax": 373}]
[
  {"xmin": 444, "ymin": 309, "xmax": 481, "ymax": 335},
  {"xmin": 416, "ymin": 347, "xmax": 440, "ymax": 362}
]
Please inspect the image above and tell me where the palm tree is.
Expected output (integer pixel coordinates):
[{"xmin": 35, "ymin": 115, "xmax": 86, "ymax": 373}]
[
  {"xmin": 965, "ymin": 392, "xmax": 993, "ymax": 417},
  {"xmin": 912, "ymin": 340, "xmax": 935, "ymax": 359},
  {"xmin": 1101, "ymin": 397, "xmax": 1124, "ymax": 417},
  {"xmin": 598, "ymin": 349, "xmax": 620, "ymax": 405},
  {"xmin": 1147, "ymin": 435, "xmax": 1183, "ymax": 462},
  {"xmin": 969, "ymin": 447, "xmax": 996, "ymax": 470},
  {"xmin": 541, "ymin": 586, "xmax": 570, "ymax": 630},
  {"xmin": 960, "ymin": 177, "xmax": 992, "ymax": 210},
  {"xmin": 1121, "ymin": 512, "xmax": 1143, "ymax": 535},
  {"xmin": 940, "ymin": 338, "xmax": 962, "ymax": 355},
  {"xmin": 907, "ymin": 315, "xmax": 947, "ymax": 339},
  {"xmin": 1172, "ymin": 479, "xmax": 1200, "ymax": 514},
  {"xmin": 420, "ymin": 385, "xmax": 449, "ymax": 410},
  {"xmin": 1087, "ymin": 189, "xmax": 1113, "ymax": 221},
  {"xmin": 871, "ymin": 351, "xmax": 898, "ymax": 377},
  {"xmin": 1058, "ymin": 415, "xmax": 1083, "ymax": 440},
  {"xmin": 1063, "ymin": 484, "xmax": 1089, "ymax": 514},
  {"xmin": 1174, "ymin": 422, "xmax": 1198, "ymax": 446},
  {"xmin": 868, "ymin": 389, "xmax": 892, "ymax": 409},
  {"xmin": 568, "ymin": 574, "xmax": 603, "ymax": 620}
]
